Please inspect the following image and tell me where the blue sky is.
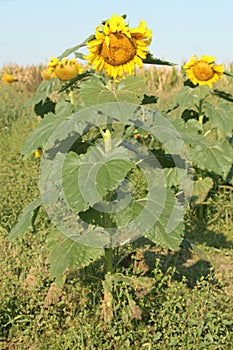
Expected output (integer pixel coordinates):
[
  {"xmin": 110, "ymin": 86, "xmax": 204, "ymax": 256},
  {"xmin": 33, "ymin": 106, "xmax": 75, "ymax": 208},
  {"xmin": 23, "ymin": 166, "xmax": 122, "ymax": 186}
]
[{"xmin": 1, "ymin": 0, "xmax": 233, "ymax": 68}]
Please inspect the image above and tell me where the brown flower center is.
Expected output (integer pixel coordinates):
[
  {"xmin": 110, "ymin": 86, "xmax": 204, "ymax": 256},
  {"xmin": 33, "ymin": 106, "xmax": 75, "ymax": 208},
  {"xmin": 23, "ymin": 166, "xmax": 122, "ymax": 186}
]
[
  {"xmin": 100, "ymin": 33, "xmax": 137, "ymax": 66},
  {"xmin": 193, "ymin": 62, "xmax": 215, "ymax": 81}
]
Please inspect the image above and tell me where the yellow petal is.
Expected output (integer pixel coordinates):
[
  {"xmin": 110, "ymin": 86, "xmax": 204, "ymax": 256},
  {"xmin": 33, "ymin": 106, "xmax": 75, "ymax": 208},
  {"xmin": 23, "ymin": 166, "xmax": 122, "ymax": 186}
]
[
  {"xmin": 213, "ymin": 64, "xmax": 224, "ymax": 73},
  {"xmin": 200, "ymin": 55, "xmax": 216, "ymax": 64}
]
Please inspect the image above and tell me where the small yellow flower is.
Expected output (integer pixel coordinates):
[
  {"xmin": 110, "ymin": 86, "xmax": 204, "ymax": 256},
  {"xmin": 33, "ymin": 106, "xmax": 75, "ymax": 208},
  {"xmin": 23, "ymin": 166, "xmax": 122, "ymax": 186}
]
[
  {"xmin": 86, "ymin": 14, "xmax": 152, "ymax": 80},
  {"xmin": 41, "ymin": 69, "xmax": 52, "ymax": 81},
  {"xmin": 183, "ymin": 55, "xmax": 224, "ymax": 87},
  {"xmin": 34, "ymin": 148, "xmax": 43, "ymax": 158},
  {"xmin": 2, "ymin": 73, "xmax": 18, "ymax": 84},
  {"xmin": 48, "ymin": 57, "xmax": 84, "ymax": 81}
]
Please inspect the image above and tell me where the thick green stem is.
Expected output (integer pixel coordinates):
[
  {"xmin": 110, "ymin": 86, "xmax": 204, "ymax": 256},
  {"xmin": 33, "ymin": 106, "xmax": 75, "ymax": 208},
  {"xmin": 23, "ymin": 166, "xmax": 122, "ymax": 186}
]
[
  {"xmin": 69, "ymin": 90, "xmax": 74, "ymax": 104},
  {"xmin": 199, "ymin": 114, "xmax": 204, "ymax": 126},
  {"xmin": 104, "ymin": 248, "xmax": 113, "ymax": 274},
  {"xmin": 102, "ymin": 128, "xmax": 114, "ymax": 274},
  {"xmin": 198, "ymin": 99, "xmax": 205, "ymax": 126}
]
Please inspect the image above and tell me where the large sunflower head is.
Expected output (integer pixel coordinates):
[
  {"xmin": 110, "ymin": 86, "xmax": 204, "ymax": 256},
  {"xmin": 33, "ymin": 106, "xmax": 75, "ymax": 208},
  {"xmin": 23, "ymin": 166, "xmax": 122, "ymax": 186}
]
[
  {"xmin": 183, "ymin": 55, "xmax": 224, "ymax": 87},
  {"xmin": 86, "ymin": 14, "xmax": 152, "ymax": 80},
  {"xmin": 48, "ymin": 57, "xmax": 84, "ymax": 82}
]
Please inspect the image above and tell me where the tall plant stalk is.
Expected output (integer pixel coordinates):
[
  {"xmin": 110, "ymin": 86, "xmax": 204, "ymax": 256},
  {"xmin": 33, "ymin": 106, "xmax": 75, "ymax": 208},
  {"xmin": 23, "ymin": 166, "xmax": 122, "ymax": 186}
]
[
  {"xmin": 101, "ymin": 128, "xmax": 114, "ymax": 274},
  {"xmin": 104, "ymin": 247, "xmax": 113, "ymax": 274}
]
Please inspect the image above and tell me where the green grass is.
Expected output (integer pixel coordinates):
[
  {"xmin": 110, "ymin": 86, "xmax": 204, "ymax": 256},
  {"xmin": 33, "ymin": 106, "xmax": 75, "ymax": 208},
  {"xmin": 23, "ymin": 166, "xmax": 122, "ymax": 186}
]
[{"xmin": 0, "ymin": 76, "xmax": 233, "ymax": 349}]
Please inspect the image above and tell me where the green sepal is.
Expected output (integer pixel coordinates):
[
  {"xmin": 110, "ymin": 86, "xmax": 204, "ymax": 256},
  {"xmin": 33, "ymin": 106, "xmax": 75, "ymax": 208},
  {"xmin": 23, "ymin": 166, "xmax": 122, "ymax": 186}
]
[
  {"xmin": 143, "ymin": 53, "xmax": 176, "ymax": 66},
  {"xmin": 224, "ymin": 70, "xmax": 233, "ymax": 78},
  {"xmin": 57, "ymin": 34, "xmax": 95, "ymax": 60},
  {"xmin": 212, "ymin": 89, "xmax": 233, "ymax": 103},
  {"xmin": 59, "ymin": 72, "xmax": 93, "ymax": 93}
]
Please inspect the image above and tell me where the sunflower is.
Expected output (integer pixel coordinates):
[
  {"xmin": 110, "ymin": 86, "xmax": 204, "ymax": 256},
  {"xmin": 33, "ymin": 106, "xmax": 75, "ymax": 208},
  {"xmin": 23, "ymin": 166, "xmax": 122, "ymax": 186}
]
[
  {"xmin": 41, "ymin": 69, "xmax": 52, "ymax": 81},
  {"xmin": 183, "ymin": 55, "xmax": 224, "ymax": 87},
  {"xmin": 48, "ymin": 57, "xmax": 84, "ymax": 81},
  {"xmin": 2, "ymin": 73, "xmax": 17, "ymax": 84},
  {"xmin": 86, "ymin": 14, "xmax": 152, "ymax": 80},
  {"xmin": 34, "ymin": 148, "xmax": 43, "ymax": 158}
]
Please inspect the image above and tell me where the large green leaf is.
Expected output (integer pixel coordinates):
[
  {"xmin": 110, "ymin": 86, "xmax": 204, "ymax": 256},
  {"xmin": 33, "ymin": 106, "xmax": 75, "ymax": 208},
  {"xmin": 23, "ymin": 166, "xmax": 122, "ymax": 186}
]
[
  {"xmin": 203, "ymin": 102, "xmax": 233, "ymax": 137},
  {"xmin": 9, "ymin": 197, "xmax": 42, "ymax": 240},
  {"xmin": 176, "ymin": 86, "xmax": 210, "ymax": 108},
  {"xmin": 109, "ymin": 171, "xmax": 184, "ymax": 250},
  {"xmin": 202, "ymin": 121, "xmax": 227, "ymax": 142},
  {"xmin": 169, "ymin": 119, "xmax": 233, "ymax": 179},
  {"xmin": 25, "ymin": 79, "xmax": 59, "ymax": 106},
  {"xmin": 170, "ymin": 116, "xmax": 202, "ymax": 135},
  {"xmin": 117, "ymin": 76, "xmax": 146, "ymax": 103},
  {"xmin": 80, "ymin": 78, "xmax": 116, "ymax": 105},
  {"xmin": 21, "ymin": 101, "xmax": 77, "ymax": 158},
  {"xmin": 62, "ymin": 146, "xmax": 134, "ymax": 212},
  {"xmin": 163, "ymin": 168, "xmax": 179, "ymax": 187},
  {"xmin": 47, "ymin": 229, "xmax": 103, "ymax": 285},
  {"xmin": 79, "ymin": 147, "xmax": 134, "ymax": 206},
  {"xmin": 80, "ymin": 76, "xmax": 146, "ymax": 106},
  {"xmin": 191, "ymin": 177, "xmax": 214, "ymax": 206},
  {"xmin": 190, "ymin": 140, "xmax": 233, "ymax": 179},
  {"xmin": 62, "ymin": 152, "xmax": 87, "ymax": 213},
  {"xmin": 145, "ymin": 188, "xmax": 185, "ymax": 250},
  {"xmin": 96, "ymin": 159, "xmax": 133, "ymax": 194}
]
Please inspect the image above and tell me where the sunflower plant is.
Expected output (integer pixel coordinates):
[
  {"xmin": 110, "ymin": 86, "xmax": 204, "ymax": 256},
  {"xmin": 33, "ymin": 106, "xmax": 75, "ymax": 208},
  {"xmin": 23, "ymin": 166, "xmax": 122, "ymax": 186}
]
[
  {"xmin": 172, "ymin": 55, "xmax": 233, "ymax": 209},
  {"xmin": 9, "ymin": 14, "xmax": 233, "ymax": 296}
]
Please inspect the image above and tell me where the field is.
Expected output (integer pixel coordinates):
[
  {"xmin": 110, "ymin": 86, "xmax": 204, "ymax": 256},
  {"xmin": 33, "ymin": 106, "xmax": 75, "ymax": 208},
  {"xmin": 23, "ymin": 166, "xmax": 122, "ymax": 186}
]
[{"xmin": 0, "ymin": 65, "xmax": 233, "ymax": 350}]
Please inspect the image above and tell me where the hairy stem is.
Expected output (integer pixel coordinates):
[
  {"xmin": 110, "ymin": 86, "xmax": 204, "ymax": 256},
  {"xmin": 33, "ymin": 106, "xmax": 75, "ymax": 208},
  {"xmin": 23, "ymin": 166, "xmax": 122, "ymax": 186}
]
[
  {"xmin": 69, "ymin": 90, "xmax": 74, "ymax": 104},
  {"xmin": 102, "ymin": 128, "xmax": 114, "ymax": 274},
  {"xmin": 104, "ymin": 248, "xmax": 113, "ymax": 274}
]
